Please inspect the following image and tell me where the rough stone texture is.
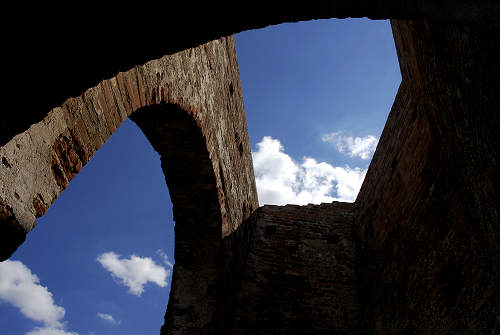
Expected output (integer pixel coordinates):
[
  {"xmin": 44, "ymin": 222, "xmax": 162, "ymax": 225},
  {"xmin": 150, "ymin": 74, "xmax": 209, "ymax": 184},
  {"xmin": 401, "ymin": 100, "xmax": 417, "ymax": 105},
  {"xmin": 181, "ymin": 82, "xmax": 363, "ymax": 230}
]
[
  {"xmin": 220, "ymin": 203, "xmax": 361, "ymax": 334},
  {"xmin": 356, "ymin": 21, "xmax": 500, "ymax": 334},
  {"xmin": 0, "ymin": 36, "xmax": 257, "ymax": 259},
  {"xmin": 1, "ymin": 2, "xmax": 500, "ymax": 335},
  {"xmin": 0, "ymin": 36, "xmax": 258, "ymax": 332},
  {"xmin": 131, "ymin": 105, "xmax": 223, "ymax": 333},
  {"xmin": 0, "ymin": 196, "xmax": 26, "ymax": 261}
]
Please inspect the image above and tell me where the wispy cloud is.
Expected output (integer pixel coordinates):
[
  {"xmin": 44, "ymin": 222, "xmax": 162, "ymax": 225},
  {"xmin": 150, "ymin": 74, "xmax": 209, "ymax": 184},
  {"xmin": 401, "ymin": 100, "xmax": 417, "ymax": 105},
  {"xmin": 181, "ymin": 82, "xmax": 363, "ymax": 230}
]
[
  {"xmin": 97, "ymin": 313, "xmax": 120, "ymax": 325},
  {"xmin": 252, "ymin": 136, "xmax": 366, "ymax": 205},
  {"xmin": 0, "ymin": 260, "xmax": 78, "ymax": 335},
  {"xmin": 322, "ymin": 131, "xmax": 378, "ymax": 160},
  {"xmin": 155, "ymin": 249, "xmax": 173, "ymax": 268},
  {"xmin": 97, "ymin": 252, "xmax": 169, "ymax": 296}
]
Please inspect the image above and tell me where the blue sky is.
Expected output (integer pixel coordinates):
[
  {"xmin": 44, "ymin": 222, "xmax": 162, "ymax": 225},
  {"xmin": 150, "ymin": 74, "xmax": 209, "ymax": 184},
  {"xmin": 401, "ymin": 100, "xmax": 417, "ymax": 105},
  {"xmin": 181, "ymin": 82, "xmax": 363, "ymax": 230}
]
[{"xmin": 0, "ymin": 18, "xmax": 400, "ymax": 335}]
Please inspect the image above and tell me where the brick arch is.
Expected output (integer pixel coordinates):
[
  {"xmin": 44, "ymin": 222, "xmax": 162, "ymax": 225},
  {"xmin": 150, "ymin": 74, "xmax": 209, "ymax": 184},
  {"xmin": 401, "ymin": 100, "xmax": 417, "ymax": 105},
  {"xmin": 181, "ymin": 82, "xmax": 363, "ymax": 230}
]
[
  {"xmin": 131, "ymin": 104, "xmax": 225, "ymax": 332},
  {"xmin": 0, "ymin": 36, "xmax": 257, "ymax": 261},
  {"xmin": 0, "ymin": 36, "xmax": 258, "ymax": 331},
  {"xmin": 1, "ymin": 4, "xmax": 500, "ymax": 334}
]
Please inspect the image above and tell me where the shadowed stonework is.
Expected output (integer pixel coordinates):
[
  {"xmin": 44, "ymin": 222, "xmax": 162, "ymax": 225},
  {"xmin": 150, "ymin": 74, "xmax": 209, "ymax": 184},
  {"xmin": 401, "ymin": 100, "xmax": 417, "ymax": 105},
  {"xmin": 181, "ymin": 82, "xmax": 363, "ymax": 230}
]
[
  {"xmin": 1, "ymin": 1, "xmax": 499, "ymax": 334},
  {"xmin": 356, "ymin": 21, "xmax": 500, "ymax": 333},
  {"xmin": 0, "ymin": 36, "xmax": 258, "ymax": 333},
  {"xmin": 220, "ymin": 203, "xmax": 361, "ymax": 334}
]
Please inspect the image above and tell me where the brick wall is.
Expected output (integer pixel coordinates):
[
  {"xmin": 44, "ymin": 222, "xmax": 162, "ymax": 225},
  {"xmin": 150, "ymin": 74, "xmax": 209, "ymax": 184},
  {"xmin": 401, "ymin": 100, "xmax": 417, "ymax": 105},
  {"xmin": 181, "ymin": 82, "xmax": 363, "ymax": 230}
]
[
  {"xmin": 2, "ymin": 4, "xmax": 500, "ymax": 335},
  {"xmin": 356, "ymin": 21, "xmax": 500, "ymax": 334},
  {"xmin": 222, "ymin": 202, "xmax": 362, "ymax": 334}
]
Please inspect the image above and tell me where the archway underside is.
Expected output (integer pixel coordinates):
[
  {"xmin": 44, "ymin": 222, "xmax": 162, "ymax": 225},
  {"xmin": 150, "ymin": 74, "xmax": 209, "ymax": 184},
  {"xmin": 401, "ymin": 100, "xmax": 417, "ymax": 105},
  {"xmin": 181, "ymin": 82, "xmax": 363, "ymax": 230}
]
[
  {"xmin": 1, "ymin": 4, "xmax": 499, "ymax": 334},
  {"xmin": 130, "ymin": 104, "xmax": 223, "ymax": 332}
]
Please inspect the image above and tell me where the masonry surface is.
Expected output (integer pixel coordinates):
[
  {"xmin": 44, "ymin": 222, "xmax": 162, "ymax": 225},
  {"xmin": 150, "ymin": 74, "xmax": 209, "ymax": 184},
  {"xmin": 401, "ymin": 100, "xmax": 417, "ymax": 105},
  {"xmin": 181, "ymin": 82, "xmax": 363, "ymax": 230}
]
[
  {"xmin": 1, "ymin": 1, "xmax": 499, "ymax": 334},
  {"xmin": 220, "ymin": 203, "xmax": 361, "ymax": 334}
]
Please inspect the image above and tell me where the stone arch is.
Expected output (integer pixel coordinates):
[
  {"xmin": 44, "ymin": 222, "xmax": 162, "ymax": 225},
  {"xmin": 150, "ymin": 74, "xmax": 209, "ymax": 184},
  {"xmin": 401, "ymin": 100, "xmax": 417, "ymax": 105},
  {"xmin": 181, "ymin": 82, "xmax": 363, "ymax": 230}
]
[
  {"xmin": 131, "ymin": 103, "xmax": 224, "ymax": 332},
  {"xmin": 0, "ymin": 36, "xmax": 258, "ymax": 332},
  {"xmin": 0, "ymin": 35, "xmax": 257, "ymax": 260},
  {"xmin": 1, "ymin": 3, "xmax": 499, "ymax": 334}
]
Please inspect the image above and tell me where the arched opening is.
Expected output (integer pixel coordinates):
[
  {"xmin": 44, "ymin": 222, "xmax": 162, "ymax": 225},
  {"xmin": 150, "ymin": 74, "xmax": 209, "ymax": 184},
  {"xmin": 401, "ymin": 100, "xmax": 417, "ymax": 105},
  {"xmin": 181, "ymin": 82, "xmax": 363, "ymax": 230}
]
[
  {"xmin": 1, "ymin": 103, "xmax": 226, "ymax": 334},
  {"xmin": 1, "ymin": 117, "xmax": 175, "ymax": 334},
  {"xmin": 0, "ymin": 35, "xmax": 258, "ymax": 335},
  {"xmin": 1, "ymin": 5, "xmax": 499, "ymax": 334}
]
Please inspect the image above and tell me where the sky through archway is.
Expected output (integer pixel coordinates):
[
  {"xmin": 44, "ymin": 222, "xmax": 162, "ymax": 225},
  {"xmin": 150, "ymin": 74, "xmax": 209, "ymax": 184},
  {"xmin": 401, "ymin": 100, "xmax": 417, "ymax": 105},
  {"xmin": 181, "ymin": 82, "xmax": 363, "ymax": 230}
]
[{"xmin": 0, "ymin": 18, "xmax": 400, "ymax": 335}]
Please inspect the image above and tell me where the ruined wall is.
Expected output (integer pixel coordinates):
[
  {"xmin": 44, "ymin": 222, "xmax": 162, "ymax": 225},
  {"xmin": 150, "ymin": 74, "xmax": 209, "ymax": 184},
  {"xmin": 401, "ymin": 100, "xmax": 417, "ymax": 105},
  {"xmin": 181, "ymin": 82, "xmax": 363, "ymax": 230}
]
[
  {"xmin": 356, "ymin": 21, "xmax": 500, "ymax": 333},
  {"xmin": 2, "ymin": 2, "xmax": 500, "ymax": 335},
  {"xmin": 221, "ymin": 203, "xmax": 361, "ymax": 334},
  {"xmin": 0, "ymin": 36, "xmax": 258, "ymax": 333},
  {"xmin": 0, "ymin": 36, "xmax": 257, "ymax": 260},
  {"xmin": 215, "ymin": 16, "xmax": 499, "ymax": 335}
]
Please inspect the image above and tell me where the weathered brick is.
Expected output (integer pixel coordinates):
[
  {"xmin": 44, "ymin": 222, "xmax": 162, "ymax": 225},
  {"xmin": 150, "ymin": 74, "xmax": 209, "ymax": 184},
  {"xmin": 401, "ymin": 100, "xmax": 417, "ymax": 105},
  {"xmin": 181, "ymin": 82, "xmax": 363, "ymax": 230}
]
[
  {"xmin": 1, "ymin": 8, "xmax": 499, "ymax": 335},
  {"xmin": 116, "ymin": 72, "xmax": 133, "ymax": 117}
]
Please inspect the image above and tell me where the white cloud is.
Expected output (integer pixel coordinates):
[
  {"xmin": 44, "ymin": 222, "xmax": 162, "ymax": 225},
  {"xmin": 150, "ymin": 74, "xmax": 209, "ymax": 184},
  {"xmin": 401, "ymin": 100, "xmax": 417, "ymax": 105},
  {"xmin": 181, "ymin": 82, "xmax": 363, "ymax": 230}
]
[
  {"xmin": 97, "ymin": 252, "xmax": 168, "ymax": 296},
  {"xmin": 155, "ymin": 249, "xmax": 173, "ymax": 268},
  {"xmin": 252, "ymin": 136, "xmax": 366, "ymax": 205},
  {"xmin": 322, "ymin": 131, "xmax": 378, "ymax": 159},
  {"xmin": 97, "ymin": 313, "xmax": 120, "ymax": 325},
  {"xmin": 0, "ymin": 260, "xmax": 78, "ymax": 335},
  {"xmin": 26, "ymin": 328, "xmax": 78, "ymax": 335}
]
